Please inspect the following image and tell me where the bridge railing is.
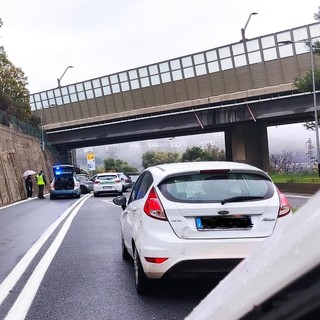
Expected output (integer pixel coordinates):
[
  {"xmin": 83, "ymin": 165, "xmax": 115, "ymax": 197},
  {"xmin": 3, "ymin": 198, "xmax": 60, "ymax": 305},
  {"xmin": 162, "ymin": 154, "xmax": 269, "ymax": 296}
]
[{"xmin": 30, "ymin": 22, "xmax": 320, "ymax": 127}]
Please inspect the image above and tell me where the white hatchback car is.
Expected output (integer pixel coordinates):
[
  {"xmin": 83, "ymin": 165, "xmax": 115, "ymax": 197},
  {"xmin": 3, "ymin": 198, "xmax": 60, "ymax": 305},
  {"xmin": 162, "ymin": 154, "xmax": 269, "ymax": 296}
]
[
  {"xmin": 113, "ymin": 161, "xmax": 292, "ymax": 294},
  {"xmin": 93, "ymin": 173, "xmax": 123, "ymax": 197}
]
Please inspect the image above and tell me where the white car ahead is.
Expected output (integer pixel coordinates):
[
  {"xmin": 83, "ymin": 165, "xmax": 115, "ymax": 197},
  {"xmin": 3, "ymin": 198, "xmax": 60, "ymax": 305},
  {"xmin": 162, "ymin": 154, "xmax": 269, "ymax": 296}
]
[
  {"xmin": 93, "ymin": 173, "xmax": 123, "ymax": 197},
  {"xmin": 113, "ymin": 161, "xmax": 292, "ymax": 294}
]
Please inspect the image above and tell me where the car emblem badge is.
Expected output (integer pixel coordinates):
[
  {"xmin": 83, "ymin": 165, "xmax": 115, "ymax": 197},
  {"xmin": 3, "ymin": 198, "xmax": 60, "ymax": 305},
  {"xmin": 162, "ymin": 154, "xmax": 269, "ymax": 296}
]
[{"xmin": 218, "ymin": 210, "xmax": 229, "ymax": 215}]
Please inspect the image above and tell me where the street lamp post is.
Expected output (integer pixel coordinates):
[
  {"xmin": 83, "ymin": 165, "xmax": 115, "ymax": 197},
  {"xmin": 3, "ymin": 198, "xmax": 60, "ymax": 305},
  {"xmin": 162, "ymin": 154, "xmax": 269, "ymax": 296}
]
[
  {"xmin": 241, "ymin": 13, "xmax": 258, "ymax": 88},
  {"xmin": 241, "ymin": 12, "xmax": 258, "ymax": 43},
  {"xmin": 278, "ymin": 39, "xmax": 320, "ymax": 176},
  {"xmin": 57, "ymin": 65, "xmax": 74, "ymax": 87},
  {"xmin": 40, "ymin": 107, "xmax": 45, "ymax": 151}
]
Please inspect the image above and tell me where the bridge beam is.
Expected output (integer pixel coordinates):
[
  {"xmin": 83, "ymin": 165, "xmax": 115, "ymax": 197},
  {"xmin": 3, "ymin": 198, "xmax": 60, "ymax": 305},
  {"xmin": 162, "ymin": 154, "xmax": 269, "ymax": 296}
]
[{"xmin": 225, "ymin": 123, "xmax": 270, "ymax": 172}]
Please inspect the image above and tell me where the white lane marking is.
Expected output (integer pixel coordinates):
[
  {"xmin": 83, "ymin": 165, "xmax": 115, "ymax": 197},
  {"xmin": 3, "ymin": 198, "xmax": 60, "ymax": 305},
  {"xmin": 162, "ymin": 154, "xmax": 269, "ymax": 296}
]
[
  {"xmin": 4, "ymin": 194, "xmax": 91, "ymax": 320},
  {"xmin": 0, "ymin": 195, "xmax": 49, "ymax": 211},
  {"xmin": 101, "ymin": 199, "xmax": 119, "ymax": 206},
  {"xmin": 0, "ymin": 194, "xmax": 91, "ymax": 308}
]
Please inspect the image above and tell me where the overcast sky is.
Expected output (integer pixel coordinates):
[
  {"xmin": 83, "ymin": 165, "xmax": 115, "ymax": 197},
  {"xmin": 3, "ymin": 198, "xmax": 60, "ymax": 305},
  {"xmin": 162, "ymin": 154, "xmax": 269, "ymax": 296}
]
[
  {"xmin": 1, "ymin": 0, "xmax": 319, "ymax": 145},
  {"xmin": 1, "ymin": 0, "xmax": 319, "ymax": 93}
]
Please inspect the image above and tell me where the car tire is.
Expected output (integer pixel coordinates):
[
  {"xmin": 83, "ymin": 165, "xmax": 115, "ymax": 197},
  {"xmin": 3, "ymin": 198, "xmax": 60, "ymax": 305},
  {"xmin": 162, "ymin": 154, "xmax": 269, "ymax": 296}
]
[
  {"xmin": 80, "ymin": 185, "xmax": 87, "ymax": 194},
  {"xmin": 93, "ymin": 192, "xmax": 98, "ymax": 197},
  {"xmin": 134, "ymin": 248, "xmax": 150, "ymax": 295},
  {"xmin": 50, "ymin": 194, "xmax": 55, "ymax": 200},
  {"xmin": 121, "ymin": 234, "xmax": 131, "ymax": 261}
]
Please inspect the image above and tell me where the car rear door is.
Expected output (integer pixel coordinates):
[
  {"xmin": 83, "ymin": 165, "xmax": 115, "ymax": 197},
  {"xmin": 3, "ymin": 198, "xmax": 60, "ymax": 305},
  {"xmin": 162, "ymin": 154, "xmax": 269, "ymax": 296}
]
[
  {"xmin": 121, "ymin": 172, "xmax": 153, "ymax": 253},
  {"xmin": 157, "ymin": 171, "xmax": 280, "ymax": 240}
]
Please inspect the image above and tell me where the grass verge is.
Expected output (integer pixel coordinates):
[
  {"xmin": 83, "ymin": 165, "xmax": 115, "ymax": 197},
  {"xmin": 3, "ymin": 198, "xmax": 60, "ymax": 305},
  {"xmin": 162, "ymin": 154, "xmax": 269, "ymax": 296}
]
[{"xmin": 269, "ymin": 172, "xmax": 320, "ymax": 183}]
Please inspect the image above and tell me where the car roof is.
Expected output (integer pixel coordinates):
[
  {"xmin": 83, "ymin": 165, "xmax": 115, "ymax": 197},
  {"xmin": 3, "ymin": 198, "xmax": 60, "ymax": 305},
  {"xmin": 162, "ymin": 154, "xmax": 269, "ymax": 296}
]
[
  {"xmin": 97, "ymin": 172, "xmax": 118, "ymax": 176},
  {"xmin": 146, "ymin": 161, "xmax": 267, "ymax": 179},
  {"xmin": 53, "ymin": 164, "xmax": 73, "ymax": 169},
  {"xmin": 143, "ymin": 161, "xmax": 270, "ymax": 186}
]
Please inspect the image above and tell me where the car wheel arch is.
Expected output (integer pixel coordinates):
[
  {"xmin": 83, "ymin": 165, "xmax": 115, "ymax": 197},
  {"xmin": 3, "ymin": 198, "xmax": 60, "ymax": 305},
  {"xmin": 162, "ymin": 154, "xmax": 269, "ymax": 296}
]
[{"xmin": 133, "ymin": 246, "xmax": 151, "ymax": 295}]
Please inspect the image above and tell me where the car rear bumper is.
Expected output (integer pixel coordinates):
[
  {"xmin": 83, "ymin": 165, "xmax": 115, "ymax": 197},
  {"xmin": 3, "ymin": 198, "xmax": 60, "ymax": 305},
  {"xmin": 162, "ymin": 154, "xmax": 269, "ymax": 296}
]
[
  {"xmin": 94, "ymin": 189, "xmax": 122, "ymax": 194},
  {"xmin": 50, "ymin": 189, "xmax": 80, "ymax": 197},
  {"xmin": 135, "ymin": 220, "xmax": 266, "ymax": 279},
  {"xmin": 162, "ymin": 258, "xmax": 243, "ymax": 279}
]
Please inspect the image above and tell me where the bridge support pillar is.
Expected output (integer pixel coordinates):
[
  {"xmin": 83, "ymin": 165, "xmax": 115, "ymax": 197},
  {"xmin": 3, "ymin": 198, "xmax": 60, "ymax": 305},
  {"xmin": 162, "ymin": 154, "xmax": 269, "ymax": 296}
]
[{"xmin": 225, "ymin": 123, "xmax": 270, "ymax": 172}]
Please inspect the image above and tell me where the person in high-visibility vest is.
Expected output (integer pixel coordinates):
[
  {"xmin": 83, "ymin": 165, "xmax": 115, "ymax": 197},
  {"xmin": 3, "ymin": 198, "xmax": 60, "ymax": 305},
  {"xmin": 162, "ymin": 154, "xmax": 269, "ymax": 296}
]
[{"xmin": 35, "ymin": 170, "xmax": 47, "ymax": 199}]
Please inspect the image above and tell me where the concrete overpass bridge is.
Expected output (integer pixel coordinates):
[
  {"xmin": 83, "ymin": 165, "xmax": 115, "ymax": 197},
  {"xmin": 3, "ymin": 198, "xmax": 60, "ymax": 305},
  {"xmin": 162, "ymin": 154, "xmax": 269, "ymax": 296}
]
[{"xmin": 30, "ymin": 22, "xmax": 320, "ymax": 171}]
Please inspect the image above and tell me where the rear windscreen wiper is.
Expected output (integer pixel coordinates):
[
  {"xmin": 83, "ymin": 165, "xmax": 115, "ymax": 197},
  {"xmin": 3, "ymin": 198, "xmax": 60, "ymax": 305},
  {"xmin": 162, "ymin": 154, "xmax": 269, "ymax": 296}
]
[{"xmin": 221, "ymin": 196, "xmax": 264, "ymax": 205}]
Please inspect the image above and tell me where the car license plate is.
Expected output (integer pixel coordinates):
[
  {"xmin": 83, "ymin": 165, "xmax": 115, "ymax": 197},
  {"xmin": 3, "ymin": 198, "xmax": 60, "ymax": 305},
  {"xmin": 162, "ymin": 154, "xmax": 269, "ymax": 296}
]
[
  {"xmin": 103, "ymin": 186, "xmax": 112, "ymax": 190},
  {"xmin": 196, "ymin": 216, "xmax": 253, "ymax": 230}
]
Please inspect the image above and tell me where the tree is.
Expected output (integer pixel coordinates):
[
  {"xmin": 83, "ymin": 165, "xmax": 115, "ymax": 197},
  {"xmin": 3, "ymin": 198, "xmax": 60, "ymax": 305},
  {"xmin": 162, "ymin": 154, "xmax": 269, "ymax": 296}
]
[
  {"xmin": 314, "ymin": 6, "xmax": 320, "ymax": 21},
  {"xmin": 294, "ymin": 69, "xmax": 320, "ymax": 93},
  {"xmin": 28, "ymin": 113, "xmax": 42, "ymax": 127},
  {"xmin": 203, "ymin": 144, "xmax": 225, "ymax": 160},
  {"xmin": 142, "ymin": 151, "xmax": 180, "ymax": 168},
  {"xmin": 181, "ymin": 144, "xmax": 225, "ymax": 162},
  {"xmin": 305, "ymin": 138, "xmax": 316, "ymax": 170},
  {"xmin": 0, "ymin": 47, "xmax": 32, "ymax": 123},
  {"xmin": 103, "ymin": 157, "xmax": 138, "ymax": 173},
  {"xmin": 181, "ymin": 146, "xmax": 204, "ymax": 161},
  {"xmin": 294, "ymin": 51, "xmax": 320, "ymax": 132},
  {"xmin": 269, "ymin": 151, "xmax": 301, "ymax": 173},
  {"xmin": 293, "ymin": 8, "xmax": 320, "ymax": 131},
  {"xmin": 141, "ymin": 144, "xmax": 225, "ymax": 168}
]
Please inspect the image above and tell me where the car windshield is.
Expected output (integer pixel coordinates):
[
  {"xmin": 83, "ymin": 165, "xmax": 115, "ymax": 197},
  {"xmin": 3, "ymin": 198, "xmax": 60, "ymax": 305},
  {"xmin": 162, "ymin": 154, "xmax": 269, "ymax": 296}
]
[{"xmin": 158, "ymin": 172, "xmax": 274, "ymax": 203}]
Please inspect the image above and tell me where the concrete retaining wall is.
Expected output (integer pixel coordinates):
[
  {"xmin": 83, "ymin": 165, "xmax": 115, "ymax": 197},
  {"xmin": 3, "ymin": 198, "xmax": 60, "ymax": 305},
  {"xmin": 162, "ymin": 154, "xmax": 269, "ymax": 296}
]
[
  {"xmin": 276, "ymin": 182, "xmax": 320, "ymax": 195},
  {"xmin": 0, "ymin": 124, "xmax": 55, "ymax": 207}
]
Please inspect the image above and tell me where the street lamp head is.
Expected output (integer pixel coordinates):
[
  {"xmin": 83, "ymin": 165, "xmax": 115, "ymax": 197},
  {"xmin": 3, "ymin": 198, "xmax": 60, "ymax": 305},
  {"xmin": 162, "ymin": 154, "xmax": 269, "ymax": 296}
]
[
  {"xmin": 57, "ymin": 66, "xmax": 75, "ymax": 87},
  {"xmin": 278, "ymin": 39, "xmax": 313, "ymax": 46},
  {"xmin": 277, "ymin": 41, "xmax": 293, "ymax": 45},
  {"xmin": 243, "ymin": 12, "xmax": 258, "ymax": 31}
]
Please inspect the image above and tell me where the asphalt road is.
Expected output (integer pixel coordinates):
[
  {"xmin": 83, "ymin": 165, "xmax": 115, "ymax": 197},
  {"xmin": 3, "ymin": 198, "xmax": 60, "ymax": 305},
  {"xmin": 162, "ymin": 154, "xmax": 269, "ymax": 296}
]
[
  {"xmin": 285, "ymin": 193, "xmax": 313, "ymax": 212},
  {"xmin": 0, "ymin": 192, "xmax": 312, "ymax": 320},
  {"xmin": 0, "ymin": 193, "xmax": 215, "ymax": 320}
]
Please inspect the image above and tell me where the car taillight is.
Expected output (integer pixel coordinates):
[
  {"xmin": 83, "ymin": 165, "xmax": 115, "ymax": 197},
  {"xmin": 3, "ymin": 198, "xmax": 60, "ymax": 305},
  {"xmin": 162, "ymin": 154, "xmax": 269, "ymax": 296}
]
[
  {"xmin": 74, "ymin": 181, "xmax": 80, "ymax": 189},
  {"xmin": 114, "ymin": 178, "xmax": 121, "ymax": 183},
  {"xmin": 278, "ymin": 190, "xmax": 291, "ymax": 217},
  {"xmin": 143, "ymin": 187, "xmax": 167, "ymax": 221},
  {"xmin": 50, "ymin": 182, "xmax": 54, "ymax": 190},
  {"xmin": 94, "ymin": 180, "xmax": 100, "ymax": 184},
  {"xmin": 144, "ymin": 257, "xmax": 168, "ymax": 264}
]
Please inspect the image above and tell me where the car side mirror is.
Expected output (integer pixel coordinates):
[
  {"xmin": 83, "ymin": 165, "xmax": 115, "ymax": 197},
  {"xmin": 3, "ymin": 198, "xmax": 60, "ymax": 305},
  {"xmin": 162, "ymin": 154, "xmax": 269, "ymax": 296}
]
[{"xmin": 113, "ymin": 196, "xmax": 127, "ymax": 210}]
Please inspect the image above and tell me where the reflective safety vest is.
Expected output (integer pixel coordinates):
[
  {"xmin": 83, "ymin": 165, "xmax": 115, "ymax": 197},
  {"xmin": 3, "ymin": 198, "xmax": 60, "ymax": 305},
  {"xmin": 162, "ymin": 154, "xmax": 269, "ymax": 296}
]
[{"xmin": 36, "ymin": 174, "xmax": 45, "ymax": 185}]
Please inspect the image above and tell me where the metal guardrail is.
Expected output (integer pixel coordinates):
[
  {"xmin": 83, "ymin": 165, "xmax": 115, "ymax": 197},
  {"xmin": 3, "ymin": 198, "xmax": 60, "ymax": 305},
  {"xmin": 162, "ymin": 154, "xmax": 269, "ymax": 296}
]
[
  {"xmin": 0, "ymin": 109, "xmax": 58, "ymax": 155},
  {"xmin": 0, "ymin": 109, "xmax": 41, "ymax": 138}
]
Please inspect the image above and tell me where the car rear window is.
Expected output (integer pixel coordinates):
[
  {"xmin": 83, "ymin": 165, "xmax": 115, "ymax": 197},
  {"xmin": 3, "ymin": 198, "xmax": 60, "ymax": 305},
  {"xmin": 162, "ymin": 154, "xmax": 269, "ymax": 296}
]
[
  {"xmin": 98, "ymin": 175, "xmax": 117, "ymax": 181},
  {"xmin": 53, "ymin": 166, "xmax": 74, "ymax": 176},
  {"xmin": 158, "ymin": 172, "xmax": 274, "ymax": 203}
]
